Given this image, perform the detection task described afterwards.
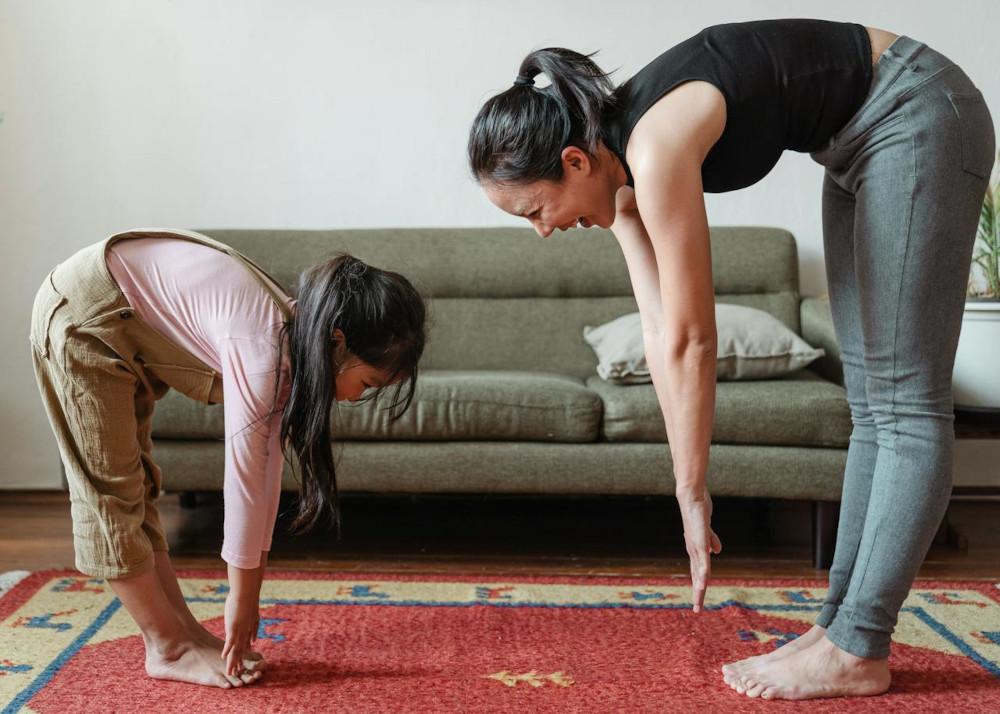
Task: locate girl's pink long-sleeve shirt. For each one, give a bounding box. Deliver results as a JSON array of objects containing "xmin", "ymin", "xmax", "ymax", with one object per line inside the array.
[{"xmin": 106, "ymin": 237, "xmax": 294, "ymax": 569}]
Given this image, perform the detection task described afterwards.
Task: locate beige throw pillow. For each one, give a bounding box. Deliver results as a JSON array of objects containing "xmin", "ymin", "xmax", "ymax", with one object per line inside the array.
[{"xmin": 583, "ymin": 305, "xmax": 825, "ymax": 383}]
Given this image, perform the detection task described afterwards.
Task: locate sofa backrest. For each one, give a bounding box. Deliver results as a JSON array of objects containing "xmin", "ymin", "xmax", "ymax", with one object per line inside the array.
[{"xmin": 204, "ymin": 227, "xmax": 800, "ymax": 380}]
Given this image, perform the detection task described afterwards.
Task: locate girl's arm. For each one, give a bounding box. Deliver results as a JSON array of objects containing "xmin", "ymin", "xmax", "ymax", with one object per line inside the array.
[
  {"xmin": 217, "ymin": 337, "xmax": 284, "ymax": 672},
  {"xmin": 222, "ymin": 551, "xmax": 269, "ymax": 675}
]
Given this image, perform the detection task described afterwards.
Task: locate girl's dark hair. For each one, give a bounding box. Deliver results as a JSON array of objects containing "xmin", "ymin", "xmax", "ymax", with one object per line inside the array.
[
  {"xmin": 468, "ymin": 48, "xmax": 616, "ymax": 185},
  {"xmin": 278, "ymin": 254, "xmax": 425, "ymax": 534}
]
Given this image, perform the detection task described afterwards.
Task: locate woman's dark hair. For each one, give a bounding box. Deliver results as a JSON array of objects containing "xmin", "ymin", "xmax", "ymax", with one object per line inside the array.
[
  {"xmin": 278, "ymin": 254, "xmax": 426, "ymax": 534},
  {"xmin": 468, "ymin": 48, "xmax": 616, "ymax": 185}
]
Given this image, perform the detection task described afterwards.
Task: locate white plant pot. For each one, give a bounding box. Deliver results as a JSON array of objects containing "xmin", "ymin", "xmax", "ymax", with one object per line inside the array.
[{"xmin": 953, "ymin": 301, "xmax": 1000, "ymax": 410}]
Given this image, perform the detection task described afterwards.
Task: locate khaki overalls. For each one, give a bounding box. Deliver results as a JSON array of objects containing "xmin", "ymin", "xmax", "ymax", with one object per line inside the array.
[{"xmin": 30, "ymin": 229, "xmax": 292, "ymax": 579}]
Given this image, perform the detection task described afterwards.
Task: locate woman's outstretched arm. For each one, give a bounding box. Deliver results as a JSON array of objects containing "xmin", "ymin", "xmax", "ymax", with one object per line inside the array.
[
  {"xmin": 611, "ymin": 193, "xmax": 721, "ymax": 612},
  {"xmin": 618, "ymin": 80, "xmax": 727, "ymax": 610}
]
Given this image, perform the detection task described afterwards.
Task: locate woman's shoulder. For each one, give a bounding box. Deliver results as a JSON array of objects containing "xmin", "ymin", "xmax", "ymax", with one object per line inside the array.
[{"xmin": 627, "ymin": 81, "xmax": 726, "ymax": 169}]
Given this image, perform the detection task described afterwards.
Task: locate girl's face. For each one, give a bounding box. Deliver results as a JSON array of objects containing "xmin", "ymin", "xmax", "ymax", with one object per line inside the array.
[
  {"xmin": 335, "ymin": 356, "xmax": 396, "ymax": 403},
  {"xmin": 483, "ymin": 146, "xmax": 619, "ymax": 238},
  {"xmin": 331, "ymin": 329, "xmax": 398, "ymax": 403}
]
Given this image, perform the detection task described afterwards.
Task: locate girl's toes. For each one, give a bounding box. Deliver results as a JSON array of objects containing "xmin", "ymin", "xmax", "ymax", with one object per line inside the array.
[{"xmin": 247, "ymin": 657, "xmax": 268, "ymax": 672}]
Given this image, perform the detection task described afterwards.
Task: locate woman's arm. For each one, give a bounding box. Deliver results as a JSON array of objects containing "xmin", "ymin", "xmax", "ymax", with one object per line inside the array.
[
  {"xmin": 610, "ymin": 204, "xmax": 682, "ymax": 450},
  {"xmin": 611, "ymin": 197, "xmax": 721, "ymax": 612},
  {"xmin": 615, "ymin": 81, "xmax": 726, "ymax": 611}
]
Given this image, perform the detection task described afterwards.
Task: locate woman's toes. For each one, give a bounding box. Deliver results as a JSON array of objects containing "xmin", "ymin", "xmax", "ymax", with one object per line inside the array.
[{"xmin": 744, "ymin": 680, "xmax": 765, "ymax": 698}]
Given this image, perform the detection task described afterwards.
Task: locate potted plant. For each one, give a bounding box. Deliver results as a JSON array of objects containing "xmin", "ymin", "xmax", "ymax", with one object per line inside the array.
[{"xmin": 953, "ymin": 151, "xmax": 1000, "ymax": 411}]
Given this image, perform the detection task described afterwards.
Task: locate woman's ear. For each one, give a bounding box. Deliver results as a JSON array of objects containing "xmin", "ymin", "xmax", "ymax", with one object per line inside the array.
[{"xmin": 561, "ymin": 145, "xmax": 591, "ymax": 174}]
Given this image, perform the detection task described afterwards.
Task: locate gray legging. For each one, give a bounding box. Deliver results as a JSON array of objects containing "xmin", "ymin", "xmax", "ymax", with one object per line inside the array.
[{"xmin": 810, "ymin": 35, "xmax": 995, "ymax": 659}]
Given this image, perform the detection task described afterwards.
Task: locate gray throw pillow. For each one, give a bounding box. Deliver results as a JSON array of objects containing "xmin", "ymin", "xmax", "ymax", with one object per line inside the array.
[{"xmin": 583, "ymin": 305, "xmax": 826, "ymax": 383}]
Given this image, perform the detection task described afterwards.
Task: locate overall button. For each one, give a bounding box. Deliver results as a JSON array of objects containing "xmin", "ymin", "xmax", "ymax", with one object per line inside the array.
[{"xmin": 119, "ymin": 310, "xmax": 132, "ymax": 319}]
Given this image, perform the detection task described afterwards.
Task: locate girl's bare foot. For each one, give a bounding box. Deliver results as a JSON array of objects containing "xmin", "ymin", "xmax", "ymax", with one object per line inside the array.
[
  {"xmin": 188, "ymin": 622, "xmax": 268, "ymax": 671},
  {"xmin": 145, "ymin": 637, "xmax": 264, "ymax": 689},
  {"xmin": 722, "ymin": 624, "xmax": 825, "ymax": 690},
  {"xmin": 738, "ymin": 635, "xmax": 890, "ymax": 700}
]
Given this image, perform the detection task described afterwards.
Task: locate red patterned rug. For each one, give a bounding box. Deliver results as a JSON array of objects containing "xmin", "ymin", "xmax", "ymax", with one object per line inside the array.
[{"xmin": 1, "ymin": 570, "xmax": 998, "ymax": 713}]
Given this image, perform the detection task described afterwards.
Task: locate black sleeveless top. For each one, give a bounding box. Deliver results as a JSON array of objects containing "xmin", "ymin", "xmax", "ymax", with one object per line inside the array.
[{"xmin": 603, "ymin": 19, "xmax": 873, "ymax": 193}]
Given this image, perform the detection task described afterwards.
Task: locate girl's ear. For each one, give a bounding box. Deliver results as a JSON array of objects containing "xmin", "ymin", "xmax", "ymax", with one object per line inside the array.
[{"xmin": 331, "ymin": 328, "xmax": 350, "ymax": 366}]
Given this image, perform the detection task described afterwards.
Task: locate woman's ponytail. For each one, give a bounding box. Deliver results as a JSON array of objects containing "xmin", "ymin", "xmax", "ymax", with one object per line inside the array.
[{"xmin": 469, "ymin": 48, "xmax": 615, "ymax": 185}]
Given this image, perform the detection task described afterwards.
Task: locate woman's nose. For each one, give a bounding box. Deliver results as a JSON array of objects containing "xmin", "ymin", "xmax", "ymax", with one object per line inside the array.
[{"xmin": 534, "ymin": 222, "xmax": 553, "ymax": 238}]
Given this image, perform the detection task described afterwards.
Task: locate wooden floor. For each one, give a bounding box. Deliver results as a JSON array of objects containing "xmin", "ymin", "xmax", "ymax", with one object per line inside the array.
[{"xmin": 1, "ymin": 490, "xmax": 998, "ymax": 580}]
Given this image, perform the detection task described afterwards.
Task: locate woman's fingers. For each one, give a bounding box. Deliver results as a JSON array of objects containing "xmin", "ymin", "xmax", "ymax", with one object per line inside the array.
[
  {"xmin": 690, "ymin": 548, "xmax": 710, "ymax": 612},
  {"xmin": 677, "ymin": 492, "xmax": 718, "ymax": 613}
]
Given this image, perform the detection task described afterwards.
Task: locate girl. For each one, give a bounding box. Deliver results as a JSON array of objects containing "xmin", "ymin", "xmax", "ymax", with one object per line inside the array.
[
  {"xmin": 30, "ymin": 228, "xmax": 426, "ymax": 689},
  {"xmin": 468, "ymin": 20, "xmax": 993, "ymax": 700}
]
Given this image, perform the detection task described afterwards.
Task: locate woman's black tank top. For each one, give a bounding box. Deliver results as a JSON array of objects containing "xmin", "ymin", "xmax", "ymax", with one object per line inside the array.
[{"xmin": 603, "ymin": 19, "xmax": 873, "ymax": 193}]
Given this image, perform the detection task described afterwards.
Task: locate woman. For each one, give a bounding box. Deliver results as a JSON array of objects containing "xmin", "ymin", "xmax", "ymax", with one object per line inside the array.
[
  {"xmin": 468, "ymin": 20, "xmax": 994, "ymax": 700},
  {"xmin": 30, "ymin": 228, "xmax": 426, "ymax": 689}
]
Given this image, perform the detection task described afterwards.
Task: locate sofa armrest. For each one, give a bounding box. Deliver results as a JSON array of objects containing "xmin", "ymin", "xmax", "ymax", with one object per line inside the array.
[{"xmin": 801, "ymin": 296, "xmax": 844, "ymax": 386}]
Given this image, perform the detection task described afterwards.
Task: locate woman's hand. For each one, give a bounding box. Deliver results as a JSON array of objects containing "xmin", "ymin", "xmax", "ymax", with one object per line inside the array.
[{"xmin": 677, "ymin": 487, "xmax": 722, "ymax": 612}]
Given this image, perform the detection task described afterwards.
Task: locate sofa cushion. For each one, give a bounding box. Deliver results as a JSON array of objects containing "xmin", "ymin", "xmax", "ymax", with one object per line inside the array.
[
  {"xmin": 152, "ymin": 370, "xmax": 603, "ymax": 444},
  {"xmin": 586, "ymin": 370, "xmax": 851, "ymax": 447},
  {"xmin": 337, "ymin": 371, "xmax": 602, "ymax": 442},
  {"xmin": 582, "ymin": 306, "xmax": 824, "ymax": 383}
]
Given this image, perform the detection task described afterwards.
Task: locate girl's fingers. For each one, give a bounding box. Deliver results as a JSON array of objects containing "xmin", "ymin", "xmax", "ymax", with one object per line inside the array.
[{"xmin": 227, "ymin": 649, "xmax": 241, "ymax": 676}]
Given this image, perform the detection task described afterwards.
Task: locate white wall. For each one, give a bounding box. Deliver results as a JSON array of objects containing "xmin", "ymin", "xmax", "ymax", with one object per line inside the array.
[{"xmin": 2, "ymin": 0, "xmax": 998, "ymax": 488}]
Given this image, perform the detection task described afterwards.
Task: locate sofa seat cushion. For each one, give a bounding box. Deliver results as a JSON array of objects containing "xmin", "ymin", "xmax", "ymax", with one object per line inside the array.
[
  {"xmin": 152, "ymin": 370, "xmax": 603, "ymax": 444},
  {"xmin": 586, "ymin": 370, "xmax": 851, "ymax": 447}
]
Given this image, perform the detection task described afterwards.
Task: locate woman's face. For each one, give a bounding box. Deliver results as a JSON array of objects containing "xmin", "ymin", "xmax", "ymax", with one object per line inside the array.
[{"xmin": 484, "ymin": 146, "xmax": 618, "ymax": 238}]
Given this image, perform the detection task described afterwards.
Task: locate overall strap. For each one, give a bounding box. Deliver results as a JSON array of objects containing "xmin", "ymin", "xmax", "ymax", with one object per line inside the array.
[{"xmin": 106, "ymin": 228, "xmax": 294, "ymax": 321}]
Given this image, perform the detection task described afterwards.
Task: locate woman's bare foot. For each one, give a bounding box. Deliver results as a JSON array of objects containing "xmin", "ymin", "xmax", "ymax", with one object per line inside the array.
[
  {"xmin": 722, "ymin": 624, "xmax": 825, "ymax": 690},
  {"xmin": 738, "ymin": 635, "xmax": 890, "ymax": 700},
  {"xmin": 188, "ymin": 621, "xmax": 268, "ymax": 671},
  {"xmin": 145, "ymin": 636, "xmax": 264, "ymax": 689}
]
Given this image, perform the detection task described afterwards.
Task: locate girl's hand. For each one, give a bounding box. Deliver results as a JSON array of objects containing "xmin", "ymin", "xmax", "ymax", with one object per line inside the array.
[
  {"xmin": 677, "ymin": 487, "xmax": 722, "ymax": 613},
  {"xmin": 223, "ymin": 591, "xmax": 258, "ymax": 677}
]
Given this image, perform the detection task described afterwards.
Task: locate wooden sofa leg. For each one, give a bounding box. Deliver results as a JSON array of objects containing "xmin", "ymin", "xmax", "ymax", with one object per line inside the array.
[
  {"xmin": 179, "ymin": 491, "xmax": 198, "ymax": 509},
  {"xmin": 811, "ymin": 500, "xmax": 840, "ymax": 570}
]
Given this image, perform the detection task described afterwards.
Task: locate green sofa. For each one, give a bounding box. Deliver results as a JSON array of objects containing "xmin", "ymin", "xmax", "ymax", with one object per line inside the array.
[{"xmin": 150, "ymin": 227, "xmax": 850, "ymax": 567}]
